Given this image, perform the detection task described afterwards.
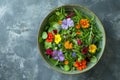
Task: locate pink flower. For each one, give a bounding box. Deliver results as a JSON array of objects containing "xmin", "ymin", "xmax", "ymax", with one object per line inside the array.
[
  {"xmin": 81, "ymin": 47, "xmax": 88, "ymax": 54},
  {"xmin": 77, "ymin": 39, "xmax": 82, "ymax": 45},
  {"xmin": 46, "ymin": 48, "xmax": 53, "ymax": 56}
]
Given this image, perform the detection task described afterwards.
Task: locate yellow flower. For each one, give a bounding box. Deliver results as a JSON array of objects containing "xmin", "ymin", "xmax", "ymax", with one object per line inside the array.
[
  {"xmin": 89, "ymin": 44, "xmax": 97, "ymax": 53},
  {"xmin": 80, "ymin": 19, "xmax": 90, "ymax": 28},
  {"xmin": 54, "ymin": 34, "xmax": 61, "ymax": 44}
]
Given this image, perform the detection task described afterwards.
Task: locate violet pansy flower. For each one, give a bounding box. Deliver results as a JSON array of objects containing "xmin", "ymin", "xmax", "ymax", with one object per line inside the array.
[
  {"xmin": 52, "ymin": 50, "xmax": 64, "ymax": 61},
  {"xmin": 61, "ymin": 18, "xmax": 74, "ymax": 30},
  {"xmin": 72, "ymin": 52, "xmax": 76, "ymax": 57}
]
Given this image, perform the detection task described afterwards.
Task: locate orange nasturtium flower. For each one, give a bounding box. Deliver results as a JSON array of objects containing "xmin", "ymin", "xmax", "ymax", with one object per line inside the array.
[
  {"xmin": 80, "ymin": 19, "xmax": 90, "ymax": 28},
  {"xmin": 58, "ymin": 20, "xmax": 62, "ymax": 24},
  {"xmin": 76, "ymin": 31, "xmax": 81, "ymax": 35},
  {"xmin": 64, "ymin": 41, "xmax": 73, "ymax": 49},
  {"xmin": 75, "ymin": 23, "xmax": 80, "ymax": 29},
  {"xmin": 46, "ymin": 32, "xmax": 54, "ymax": 42},
  {"xmin": 64, "ymin": 60, "xmax": 69, "ymax": 65},
  {"xmin": 73, "ymin": 60, "xmax": 87, "ymax": 71}
]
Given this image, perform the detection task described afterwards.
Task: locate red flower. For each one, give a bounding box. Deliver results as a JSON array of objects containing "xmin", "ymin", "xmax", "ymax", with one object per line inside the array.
[
  {"xmin": 46, "ymin": 48, "xmax": 53, "ymax": 56},
  {"xmin": 73, "ymin": 60, "xmax": 87, "ymax": 71},
  {"xmin": 46, "ymin": 32, "xmax": 54, "ymax": 42},
  {"xmin": 53, "ymin": 30, "xmax": 57, "ymax": 34},
  {"xmin": 81, "ymin": 47, "xmax": 88, "ymax": 54}
]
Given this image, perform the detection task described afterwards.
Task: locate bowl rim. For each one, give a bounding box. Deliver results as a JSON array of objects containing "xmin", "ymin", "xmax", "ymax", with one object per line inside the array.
[{"xmin": 37, "ymin": 4, "xmax": 106, "ymax": 74}]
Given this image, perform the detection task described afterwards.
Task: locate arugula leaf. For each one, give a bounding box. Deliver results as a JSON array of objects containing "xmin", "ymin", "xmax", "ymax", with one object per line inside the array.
[
  {"xmin": 50, "ymin": 22, "xmax": 60, "ymax": 29},
  {"xmin": 50, "ymin": 58, "xmax": 59, "ymax": 66},
  {"xmin": 73, "ymin": 8, "xmax": 82, "ymax": 19}
]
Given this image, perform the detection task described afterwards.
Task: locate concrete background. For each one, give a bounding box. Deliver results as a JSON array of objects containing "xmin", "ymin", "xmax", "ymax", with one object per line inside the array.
[{"xmin": 0, "ymin": 0, "xmax": 120, "ymax": 80}]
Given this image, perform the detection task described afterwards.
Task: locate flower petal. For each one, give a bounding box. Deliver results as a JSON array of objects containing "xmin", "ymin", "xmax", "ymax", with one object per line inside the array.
[
  {"xmin": 67, "ymin": 18, "xmax": 74, "ymax": 27},
  {"xmin": 53, "ymin": 56, "xmax": 59, "ymax": 60},
  {"xmin": 59, "ymin": 55, "xmax": 64, "ymax": 61},
  {"xmin": 61, "ymin": 24, "xmax": 68, "ymax": 29}
]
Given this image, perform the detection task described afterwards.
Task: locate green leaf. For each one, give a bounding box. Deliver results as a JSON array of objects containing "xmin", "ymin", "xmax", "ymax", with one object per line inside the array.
[
  {"xmin": 56, "ymin": 11, "xmax": 60, "ymax": 16},
  {"xmin": 45, "ymin": 26, "xmax": 49, "ymax": 31},
  {"xmin": 49, "ymin": 15, "xmax": 58, "ymax": 23},
  {"xmin": 51, "ymin": 22, "xmax": 60, "ymax": 29},
  {"xmin": 77, "ymin": 55, "xmax": 83, "ymax": 61},
  {"xmin": 64, "ymin": 65, "xmax": 70, "ymax": 71},
  {"xmin": 90, "ymin": 56, "xmax": 97, "ymax": 63},
  {"xmin": 44, "ymin": 42, "xmax": 52, "ymax": 49},
  {"xmin": 65, "ymin": 53, "xmax": 69, "ymax": 59},
  {"xmin": 91, "ymin": 15, "xmax": 94, "ymax": 21},
  {"xmin": 71, "ymin": 32, "xmax": 76, "ymax": 37},
  {"xmin": 50, "ymin": 58, "xmax": 58, "ymax": 65},
  {"xmin": 53, "ymin": 23, "xmax": 59, "ymax": 28},
  {"xmin": 42, "ymin": 32, "xmax": 47, "ymax": 39},
  {"xmin": 38, "ymin": 37, "xmax": 43, "ymax": 43},
  {"xmin": 88, "ymin": 26, "xmax": 93, "ymax": 45},
  {"xmin": 73, "ymin": 8, "xmax": 82, "ymax": 19},
  {"xmin": 73, "ymin": 39, "xmax": 77, "ymax": 44},
  {"xmin": 48, "ymin": 27, "xmax": 54, "ymax": 32},
  {"xmin": 59, "ymin": 14, "xmax": 65, "ymax": 20},
  {"xmin": 60, "ymin": 7, "xmax": 65, "ymax": 15},
  {"xmin": 96, "ymin": 48, "xmax": 101, "ymax": 53}
]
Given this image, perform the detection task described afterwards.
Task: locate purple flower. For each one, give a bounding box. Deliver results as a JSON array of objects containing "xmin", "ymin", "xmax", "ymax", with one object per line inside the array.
[
  {"xmin": 52, "ymin": 50, "xmax": 64, "ymax": 61},
  {"xmin": 72, "ymin": 52, "xmax": 76, "ymax": 57},
  {"xmin": 61, "ymin": 18, "xmax": 74, "ymax": 30}
]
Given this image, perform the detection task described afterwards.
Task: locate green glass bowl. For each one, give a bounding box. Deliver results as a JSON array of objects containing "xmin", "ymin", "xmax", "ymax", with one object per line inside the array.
[{"xmin": 38, "ymin": 4, "xmax": 106, "ymax": 74}]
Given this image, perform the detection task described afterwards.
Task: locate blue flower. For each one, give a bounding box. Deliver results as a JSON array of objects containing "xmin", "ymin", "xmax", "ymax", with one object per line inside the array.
[
  {"xmin": 72, "ymin": 52, "xmax": 76, "ymax": 57},
  {"xmin": 52, "ymin": 50, "xmax": 65, "ymax": 61},
  {"xmin": 61, "ymin": 18, "xmax": 74, "ymax": 29}
]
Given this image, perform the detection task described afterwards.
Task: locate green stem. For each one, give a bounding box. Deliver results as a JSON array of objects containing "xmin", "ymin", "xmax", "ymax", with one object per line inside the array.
[
  {"xmin": 88, "ymin": 25, "xmax": 93, "ymax": 45},
  {"xmin": 54, "ymin": 60, "xmax": 59, "ymax": 66}
]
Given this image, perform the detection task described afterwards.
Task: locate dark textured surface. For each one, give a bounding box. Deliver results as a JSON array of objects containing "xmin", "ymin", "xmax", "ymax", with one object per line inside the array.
[{"xmin": 0, "ymin": 0, "xmax": 120, "ymax": 80}]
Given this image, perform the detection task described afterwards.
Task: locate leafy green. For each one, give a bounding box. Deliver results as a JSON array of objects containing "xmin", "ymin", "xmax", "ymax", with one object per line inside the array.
[
  {"xmin": 90, "ymin": 56, "xmax": 97, "ymax": 63},
  {"xmin": 44, "ymin": 42, "xmax": 52, "ymax": 49},
  {"xmin": 52, "ymin": 22, "xmax": 60, "ymax": 29},
  {"xmin": 50, "ymin": 58, "xmax": 59, "ymax": 65},
  {"xmin": 73, "ymin": 8, "xmax": 82, "ymax": 19},
  {"xmin": 64, "ymin": 65, "xmax": 70, "ymax": 71},
  {"xmin": 48, "ymin": 27, "xmax": 55, "ymax": 32},
  {"xmin": 38, "ymin": 37, "xmax": 43, "ymax": 43},
  {"xmin": 42, "ymin": 32, "xmax": 47, "ymax": 39}
]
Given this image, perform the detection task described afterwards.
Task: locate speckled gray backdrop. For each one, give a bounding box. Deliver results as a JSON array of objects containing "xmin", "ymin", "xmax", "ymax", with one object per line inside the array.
[{"xmin": 0, "ymin": 0, "xmax": 120, "ymax": 80}]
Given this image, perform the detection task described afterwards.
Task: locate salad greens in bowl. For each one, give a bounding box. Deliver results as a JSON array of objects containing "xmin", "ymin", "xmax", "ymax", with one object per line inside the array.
[{"xmin": 38, "ymin": 5, "xmax": 106, "ymax": 74}]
